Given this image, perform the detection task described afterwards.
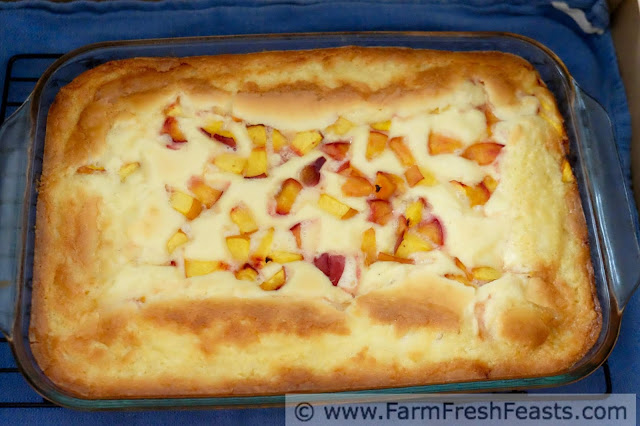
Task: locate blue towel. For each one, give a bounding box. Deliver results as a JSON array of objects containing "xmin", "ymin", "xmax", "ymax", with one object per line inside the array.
[{"xmin": 0, "ymin": 1, "xmax": 637, "ymax": 424}]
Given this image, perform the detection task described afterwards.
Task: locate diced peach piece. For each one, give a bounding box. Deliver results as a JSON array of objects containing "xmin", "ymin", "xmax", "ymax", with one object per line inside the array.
[
  {"xmin": 226, "ymin": 235, "xmax": 251, "ymax": 262},
  {"xmin": 163, "ymin": 98, "xmax": 182, "ymax": 117},
  {"xmin": 405, "ymin": 199, "xmax": 426, "ymax": 227},
  {"xmin": 404, "ymin": 165, "xmax": 424, "ymax": 187},
  {"xmin": 366, "ymin": 131, "xmax": 387, "ymax": 160},
  {"xmin": 472, "ymin": 266, "xmax": 501, "ymax": 282},
  {"xmin": 367, "ymin": 199, "xmax": 393, "ymax": 226},
  {"xmin": 374, "ymin": 172, "xmax": 397, "ymax": 200},
  {"xmin": 395, "ymin": 232, "xmax": 432, "ymax": 258},
  {"xmin": 336, "ymin": 161, "xmax": 366, "ymax": 178},
  {"xmin": 247, "ymin": 125, "xmax": 267, "ymax": 147},
  {"xmin": 450, "ymin": 180, "xmax": 490, "ymax": 207},
  {"xmin": 201, "ymin": 120, "xmax": 224, "ymax": 135},
  {"xmin": 428, "ymin": 132, "xmax": 462, "ymax": 155},
  {"xmin": 270, "ymin": 251, "xmax": 303, "ymax": 263},
  {"xmin": 260, "ymin": 267, "xmax": 286, "ymax": 291},
  {"xmin": 417, "ymin": 167, "xmax": 438, "ymax": 186},
  {"xmin": 389, "ymin": 137, "xmax": 415, "ymax": 166},
  {"xmin": 361, "ymin": 228, "xmax": 377, "ymax": 266},
  {"xmin": 318, "ymin": 194, "xmax": 358, "ymax": 220},
  {"xmin": 188, "ymin": 178, "xmax": 223, "ymax": 209},
  {"xmin": 235, "ymin": 264, "xmax": 258, "ymax": 281},
  {"xmin": 289, "ymin": 223, "xmax": 302, "ymax": 249},
  {"xmin": 275, "ymin": 178, "xmax": 303, "ymax": 215},
  {"xmin": 561, "ymin": 160, "xmax": 574, "ymax": 183},
  {"xmin": 325, "ymin": 117, "xmax": 354, "ymax": 135},
  {"xmin": 271, "ymin": 129, "xmax": 288, "ymax": 152},
  {"xmin": 214, "ymin": 154, "xmax": 246, "ymax": 174},
  {"xmin": 377, "ymin": 252, "xmax": 414, "ymax": 265},
  {"xmin": 299, "ymin": 156, "xmax": 326, "ymax": 187},
  {"xmin": 166, "ymin": 230, "xmax": 188, "ymax": 254},
  {"xmin": 371, "ymin": 120, "xmax": 391, "ymax": 131},
  {"xmin": 231, "ymin": 116, "xmax": 243, "ymax": 123},
  {"xmin": 119, "ymin": 162, "xmax": 140, "ymax": 182},
  {"xmin": 320, "ymin": 142, "xmax": 350, "ymax": 161},
  {"xmin": 162, "ymin": 116, "xmax": 187, "ymax": 143},
  {"xmin": 416, "ymin": 218, "xmax": 444, "ymax": 246},
  {"xmin": 230, "ymin": 203, "xmax": 258, "ymax": 233},
  {"xmin": 341, "ymin": 176, "xmax": 374, "ymax": 197},
  {"xmin": 461, "ymin": 142, "xmax": 504, "ymax": 166},
  {"xmin": 291, "ymin": 130, "xmax": 323, "ymax": 155},
  {"xmin": 200, "ymin": 120, "xmax": 236, "ymax": 149},
  {"xmin": 313, "ymin": 253, "xmax": 346, "ymax": 286},
  {"xmin": 244, "ymin": 147, "xmax": 268, "ymax": 178},
  {"xmin": 184, "ymin": 259, "xmax": 228, "ymax": 278},
  {"xmin": 252, "ymin": 228, "xmax": 274, "ymax": 264},
  {"xmin": 482, "ymin": 175, "xmax": 498, "ymax": 193},
  {"xmin": 170, "ymin": 191, "xmax": 203, "ymax": 220},
  {"xmin": 77, "ymin": 165, "xmax": 105, "ymax": 174}
]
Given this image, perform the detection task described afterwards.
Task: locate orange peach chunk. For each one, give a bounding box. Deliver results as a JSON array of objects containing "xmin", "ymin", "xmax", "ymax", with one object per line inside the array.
[
  {"xmin": 320, "ymin": 142, "xmax": 350, "ymax": 161},
  {"xmin": 291, "ymin": 130, "xmax": 323, "ymax": 155},
  {"xmin": 461, "ymin": 142, "xmax": 504, "ymax": 166},
  {"xmin": 377, "ymin": 252, "xmax": 414, "ymax": 265},
  {"xmin": 428, "ymin": 132, "xmax": 462, "ymax": 155},
  {"xmin": 226, "ymin": 235, "xmax": 251, "ymax": 262},
  {"xmin": 275, "ymin": 178, "xmax": 303, "ymax": 215},
  {"xmin": 341, "ymin": 176, "xmax": 374, "ymax": 197},
  {"xmin": 367, "ymin": 199, "xmax": 393, "ymax": 226},
  {"xmin": 184, "ymin": 259, "xmax": 228, "ymax": 278},
  {"xmin": 119, "ymin": 162, "xmax": 140, "ymax": 182},
  {"xmin": 389, "ymin": 136, "xmax": 415, "ymax": 166},
  {"xmin": 247, "ymin": 125, "xmax": 267, "ymax": 147},
  {"xmin": 230, "ymin": 204, "xmax": 258, "ymax": 234},
  {"xmin": 362, "ymin": 227, "xmax": 377, "ymax": 266},
  {"xmin": 269, "ymin": 251, "xmax": 303, "ymax": 263},
  {"xmin": 244, "ymin": 147, "xmax": 268, "ymax": 178},
  {"xmin": 395, "ymin": 232, "xmax": 432, "ymax": 259},
  {"xmin": 170, "ymin": 191, "xmax": 203, "ymax": 220},
  {"xmin": 325, "ymin": 117, "xmax": 354, "ymax": 135},
  {"xmin": 252, "ymin": 228, "xmax": 274, "ymax": 264},
  {"xmin": 188, "ymin": 179, "xmax": 223, "ymax": 209},
  {"xmin": 290, "ymin": 223, "xmax": 303, "ymax": 249},
  {"xmin": 235, "ymin": 264, "xmax": 258, "ymax": 281},
  {"xmin": 374, "ymin": 172, "xmax": 397, "ymax": 200},
  {"xmin": 271, "ymin": 129, "xmax": 288, "ymax": 152},
  {"xmin": 214, "ymin": 154, "xmax": 246, "ymax": 174},
  {"xmin": 318, "ymin": 194, "xmax": 358, "ymax": 220},
  {"xmin": 260, "ymin": 267, "xmax": 286, "ymax": 291},
  {"xmin": 166, "ymin": 230, "xmax": 188, "ymax": 254},
  {"xmin": 366, "ymin": 131, "xmax": 387, "ymax": 160}
]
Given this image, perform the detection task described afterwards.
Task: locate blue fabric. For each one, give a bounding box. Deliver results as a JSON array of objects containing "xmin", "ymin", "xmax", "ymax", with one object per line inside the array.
[{"xmin": 0, "ymin": 0, "xmax": 637, "ymax": 424}]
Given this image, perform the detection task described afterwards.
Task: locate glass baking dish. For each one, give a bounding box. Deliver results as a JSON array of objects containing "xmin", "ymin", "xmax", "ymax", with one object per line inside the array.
[{"xmin": 0, "ymin": 32, "xmax": 638, "ymax": 410}]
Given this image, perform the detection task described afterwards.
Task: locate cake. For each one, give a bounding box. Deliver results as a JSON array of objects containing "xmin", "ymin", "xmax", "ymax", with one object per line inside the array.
[{"xmin": 30, "ymin": 46, "xmax": 601, "ymax": 398}]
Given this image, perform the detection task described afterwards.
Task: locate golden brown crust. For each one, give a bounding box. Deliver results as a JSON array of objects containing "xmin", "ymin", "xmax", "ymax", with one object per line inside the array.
[{"xmin": 31, "ymin": 46, "xmax": 600, "ymax": 398}]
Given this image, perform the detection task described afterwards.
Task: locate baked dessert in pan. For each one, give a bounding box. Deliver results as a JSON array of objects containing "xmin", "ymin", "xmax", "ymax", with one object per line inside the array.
[{"xmin": 30, "ymin": 46, "xmax": 601, "ymax": 397}]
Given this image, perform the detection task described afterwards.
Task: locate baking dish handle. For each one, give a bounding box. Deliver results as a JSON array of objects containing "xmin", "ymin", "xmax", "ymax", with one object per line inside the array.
[
  {"xmin": 574, "ymin": 85, "xmax": 640, "ymax": 310},
  {"xmin": 0, "ymin": 100, "xmax": 32, "ymax": 338}
]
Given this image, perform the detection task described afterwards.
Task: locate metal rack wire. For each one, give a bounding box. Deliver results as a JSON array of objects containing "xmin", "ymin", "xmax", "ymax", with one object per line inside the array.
[{"xmin": 0, "ymin": 53, "xmax": 613, "ymax": 409}]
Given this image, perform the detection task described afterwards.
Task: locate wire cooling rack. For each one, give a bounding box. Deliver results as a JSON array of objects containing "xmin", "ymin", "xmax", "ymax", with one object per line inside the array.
[{"xmin": 0, "ymin": 53, "xmax": 613, "ymax": 409}]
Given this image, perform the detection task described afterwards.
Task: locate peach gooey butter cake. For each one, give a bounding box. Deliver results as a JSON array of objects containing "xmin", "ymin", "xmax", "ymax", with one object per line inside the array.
[{"xmin": 30, "ymin": 47, "xmax": 601, "ymax": 397}]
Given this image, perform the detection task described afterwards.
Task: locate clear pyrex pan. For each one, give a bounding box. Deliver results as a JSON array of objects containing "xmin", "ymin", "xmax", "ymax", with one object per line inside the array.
[{"xmin": 0, "ymin": 32, "xmax": 638, "ymax": 409}]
